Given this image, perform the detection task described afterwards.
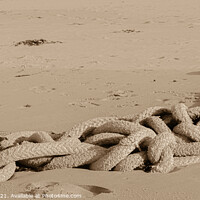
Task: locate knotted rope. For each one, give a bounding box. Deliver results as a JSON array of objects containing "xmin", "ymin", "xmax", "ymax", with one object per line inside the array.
[{"xmin": 0, "ymin": 103, "xmax": 200, "ymax": 182}]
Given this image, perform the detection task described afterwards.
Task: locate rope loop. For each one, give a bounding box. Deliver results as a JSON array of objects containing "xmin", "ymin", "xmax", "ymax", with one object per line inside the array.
[{"xmin": 1, "ymin": 103, "xmax": 200, "ymax": 182}]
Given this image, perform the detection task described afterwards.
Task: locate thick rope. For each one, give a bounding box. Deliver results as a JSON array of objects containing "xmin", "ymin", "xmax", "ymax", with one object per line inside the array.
[
  {"xmin": 0, "ymin": 131, "xmax": 58, "ymax": 150},
  {"xmin": 173, "ymin": 156, "xmax": 200, "ymax": 168},
  {"xmin": 151, "ymin": 146, "xmax": 174, "ymax": 173},
  {"xmin": 114, "ymin": 151, "xmax": 148, "ymax": 171},
  {"xmin": 0, "ymin": 139, "xmax": 81, "ymax": 167},
  {"xmin": 147, "ymin": 132, "xmax": 176, "ymax": 164},
  {"xmin": 84, "ymin": 132, "xmax": 125, "ymax": 146},
  {"xmin": 59, "ymin": 117, "xmax": 119, "ymax": 140},
  {"xmin": 173, "ymin": 123, "xmax": 200, "ymax": 142},
  {"xmin": 143, "ymin": 116, "xmax": 172, "ymax": 134},
  {"xmin": 0, "ymin": 162, "xmax": 16, "ymax": 182},
  {"xmin": 0, "ymin": 103, "xmax": 200, "ymax": 182},
  {"xmin": 90, "ymin": 128, "xmax": 156, "ymax": 171},
  {"xmin": 17, "ymin": 132, "xmax": 56, "ymax": 168},
  {"xmin": 92, "ymin": 120, "xmax": 141, "ymax": 135},
  {"xmin": 43, "ymin": 143, "xmax": 107, "ymax": 170},
  {"xmin": 171, "ymin": 103, "xmax": 193, "ymax": 124}
]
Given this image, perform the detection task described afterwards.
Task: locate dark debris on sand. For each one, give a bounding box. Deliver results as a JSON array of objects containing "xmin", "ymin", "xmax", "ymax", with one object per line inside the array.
[{"xmin": 15, "ymin": 39, "xmax": 62, "ymax": 46}]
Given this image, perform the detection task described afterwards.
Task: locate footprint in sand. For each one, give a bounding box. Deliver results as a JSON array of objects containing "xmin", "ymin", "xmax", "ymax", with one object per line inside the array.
[
  {"xmin": 30, "ymin": 86, "xmax": 56, "ymax": 94},
  {"xmin": 187, "ymin": 71, "xmax": 200, "ymax": 75},
  {"xmin": 105, "ymin": 81, "xmax": 115, "ymax": 86},
  {"xmin": 155, "ymin": 91, "xmax": 199, "ymax": 106},
  {"xmin": 68, "ymin": 99, "xmax": 101, "ymax": 108},
  {"xmin": 106, "ymin": 90, "xmax": 136, "ymax": 101},
  {"xmin": 21, "ymin": 181, "xmax": 112, "ymax": 198},
  {"xmin": 79, "ymin": 185, "xmax": 112, "ymax": 196}
]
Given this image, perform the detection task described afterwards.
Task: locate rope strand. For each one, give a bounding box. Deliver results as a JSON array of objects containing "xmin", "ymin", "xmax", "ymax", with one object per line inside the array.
[{"xmin": 1, "ymin": 103, "xmax": 200, "ymax": 182}]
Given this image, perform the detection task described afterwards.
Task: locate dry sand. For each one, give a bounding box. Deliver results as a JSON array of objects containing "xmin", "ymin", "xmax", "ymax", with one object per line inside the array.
[{"xmin": 0, "ymin": 0, "xmax": 200, "ymax": 199}]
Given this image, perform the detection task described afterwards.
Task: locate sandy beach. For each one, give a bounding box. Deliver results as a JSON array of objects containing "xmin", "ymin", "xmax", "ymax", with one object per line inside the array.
[{"xmin": 0, "ymin": 0, "xmax": 200, "ymax": 199}]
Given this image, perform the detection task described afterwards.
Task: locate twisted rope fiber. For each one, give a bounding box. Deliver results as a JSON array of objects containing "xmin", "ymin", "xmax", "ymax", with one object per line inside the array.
[
  {"xmin": 0, "ymin": 138, "xmax": 81, "ymax": 167},
  {"xmin": 92, "ymin": 120, "xmax": 141, "ymax": 135},
  {"xmin": 172, "ymin": 142, "xmax": 200, "ymax": 156},
  {"xmin": 130, "ymin": 107, "xmax": 171, "ymax": 123},
  {"xmin": 143, "ymin": 116, "xmax": 172, "ymax": 134},
  {"xmin": 43, "ymin": 143, "xmax": 107, "ymax": 170},
  {"xmin": 18, "ymin": 132, "xmax": 56, "ymax": 168},
  {"xmin": 0, "ymin": 131, "xmax": 58, "ymax": 150},
  {"xmin": 114, "ymin": 151, "xmax": 148, "ymax": 172},
  {"xmin": 173, "ymin": 156, "xmax": 200, "ymax": 168},
  {"xmin": 84, "ymin": 132, "xmax": 125, "ymax": 146},
  {"xmin": 147, "ymin": 132, "xmax": 176, "ymax": 164},
  {"xmin": 143, "ymin": 116, "xmax": 191, "ymax": 144},
  {"xmin": 58, "ymin": 117, "xmax": 119, "ymax": 140},
  {"xmin": 1, "ymin": 103, "xmax": 200, "ymax": 182},
  {"xmin": 90, "ymin": 128, "xmax": 156, "ymax": 171},
  {"xmin": 173, "ymin": 123, "xmax": 200, "ymax": 142},
  {"xmin": 151, "ymin": 146, "xmax": 174, "ymax": 173},
  {"xmin": 0, "ymin": 162, "xmax": 16, "ymax": 182},
  {"xmin": 171, "ymin": 103, "xmax": 193, "ymax": 124}
]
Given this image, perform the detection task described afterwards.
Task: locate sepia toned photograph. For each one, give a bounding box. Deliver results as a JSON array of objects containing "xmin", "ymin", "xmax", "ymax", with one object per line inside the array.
[{"xmin": 0, "ymin": 0, "xmax": 200, "ymax": 199}]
